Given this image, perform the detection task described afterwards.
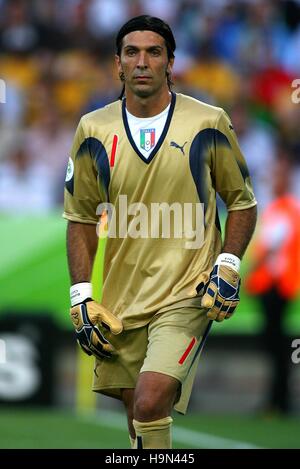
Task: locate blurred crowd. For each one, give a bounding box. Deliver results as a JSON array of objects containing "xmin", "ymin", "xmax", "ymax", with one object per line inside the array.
[{"xmin": 0, "ymin": 0, "xmax": 300, "ymax": 212}]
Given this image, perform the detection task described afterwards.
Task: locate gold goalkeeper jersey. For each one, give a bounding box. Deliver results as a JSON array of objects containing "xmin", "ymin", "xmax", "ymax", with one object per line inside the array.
[{"xmin": 63, "ymin": 92, "xmax": 256, "ymax": 329}]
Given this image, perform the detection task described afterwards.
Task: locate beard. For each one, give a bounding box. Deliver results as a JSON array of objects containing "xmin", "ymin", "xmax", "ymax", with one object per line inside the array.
[
  {"xmin": 121, "ymin": 65, "xmax": 170, "ymax": 98},
  {"xmin": 133, "ymin": 86, "xmax": 154, "ymax": 98},
  {"xmin": 126, "ymin": 78, "xmax": 164, "ymax": 99}
]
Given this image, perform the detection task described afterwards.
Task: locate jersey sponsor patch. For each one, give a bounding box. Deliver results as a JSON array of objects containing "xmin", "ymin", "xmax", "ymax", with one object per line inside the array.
[
  {"xmin": 65, "ymin": 157, "xmax": 74, "ymax": 182},
  {"xmin": 140, "ymin": 128, "xmax": 155, "ymax": 152},
  {"xmin": 170, "ymin": 140, "xmax": 187, "ymax": 155}
]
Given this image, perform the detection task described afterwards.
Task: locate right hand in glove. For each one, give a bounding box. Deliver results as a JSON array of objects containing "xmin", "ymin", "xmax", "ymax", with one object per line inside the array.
[
  {"xmin": 200, "ymin": 253, "xmax": 241, "ymax": 322},
  {"xmin": 70, "ymin": 283, "xmax": 123, "ymax": 359}
]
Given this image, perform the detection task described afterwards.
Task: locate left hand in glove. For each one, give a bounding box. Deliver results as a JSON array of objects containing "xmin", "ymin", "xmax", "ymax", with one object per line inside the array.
[
  {"xmin": 201, "ymin": 254, "xmax": 241, "ymax": 322},
  {"xmin": 69, "ymin": 282, "xmax": 123, "ymax": 359},
  {"xmin": 70, "ymin": 300, "xmax": 123, "ymax": 359}
]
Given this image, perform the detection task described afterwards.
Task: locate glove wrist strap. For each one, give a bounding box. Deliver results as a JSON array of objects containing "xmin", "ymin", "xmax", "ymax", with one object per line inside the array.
[
  {"xmin": 70, "ymin": 282, "xmax": 92, "ymax": 306},
  {"xmin": 216, "ymin": 253, "xmax": 240, "ymax": 273}
]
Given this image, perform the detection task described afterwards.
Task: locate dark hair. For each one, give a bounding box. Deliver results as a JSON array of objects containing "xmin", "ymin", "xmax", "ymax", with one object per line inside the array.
[
  {"xmin": 116, "ymin": 15, "xmax": 176, "ymax": 59},
  {"xmin": 116, "ymin": 15, "xmax": 176, "ymax": 98}
]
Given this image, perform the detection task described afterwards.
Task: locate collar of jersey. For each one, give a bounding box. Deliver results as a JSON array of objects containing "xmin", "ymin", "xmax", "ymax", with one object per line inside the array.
[{"xmin": 122, "ymin": 91, "xmax": 176, "ymax": 165}]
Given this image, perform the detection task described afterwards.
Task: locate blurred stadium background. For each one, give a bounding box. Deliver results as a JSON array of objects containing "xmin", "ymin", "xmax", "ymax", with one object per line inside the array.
[{"xmin": 0, "ymin": 0, "xmax": 300, "ymax": 449}]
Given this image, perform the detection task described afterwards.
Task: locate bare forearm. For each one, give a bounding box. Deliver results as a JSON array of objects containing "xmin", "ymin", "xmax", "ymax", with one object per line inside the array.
[
  {"xmin": 222, "ymin": 205, "xmax": 257, "ymax": 259},
  {"xmin": 66, "ymin": 221, "xmax": 99, "ymax": 285}
]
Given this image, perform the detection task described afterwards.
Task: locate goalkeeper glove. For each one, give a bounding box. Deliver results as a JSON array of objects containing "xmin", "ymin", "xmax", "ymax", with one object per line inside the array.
[
  {"xmin": 201, "ymin": 253, "xmax": 241, "ymax": 322},
  {"xmin": 70, "ymin": 282, "xmax": 123, "ymax": 359}
]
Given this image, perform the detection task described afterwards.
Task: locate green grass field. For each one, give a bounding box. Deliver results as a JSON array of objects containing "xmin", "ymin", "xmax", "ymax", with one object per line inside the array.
[
  {"xmin": 1, "ymin": 212, "xmax": 300, "ymax": 334},
  {"xmin": 0, "ymin": 408, "xmax": 299, "ymax": 449}
]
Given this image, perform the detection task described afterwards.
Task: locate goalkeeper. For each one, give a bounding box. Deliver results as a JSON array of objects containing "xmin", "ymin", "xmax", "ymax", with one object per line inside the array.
[{"xmin": 63, "ymin": 15, "xmax": 257, "ymax": 449}]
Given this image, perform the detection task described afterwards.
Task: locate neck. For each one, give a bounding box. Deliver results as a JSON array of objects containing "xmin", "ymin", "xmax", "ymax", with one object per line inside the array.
[{"xmin": 125, "ymin": 87, "xmax": 171, "ymax": 117}]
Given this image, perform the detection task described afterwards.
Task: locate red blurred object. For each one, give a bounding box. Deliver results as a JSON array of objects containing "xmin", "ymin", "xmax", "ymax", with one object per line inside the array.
[{"xmin": 251, "ymin": 66, "xmax": 293, "ymax": 109}]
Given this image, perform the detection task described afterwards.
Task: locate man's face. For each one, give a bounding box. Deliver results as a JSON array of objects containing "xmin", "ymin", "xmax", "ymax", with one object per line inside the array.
[{"xmin": 115, "ymin": 30, "xmax": 173, "ymax": 98}]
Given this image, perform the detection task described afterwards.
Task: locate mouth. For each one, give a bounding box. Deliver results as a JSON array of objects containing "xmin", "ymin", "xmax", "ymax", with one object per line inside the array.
[{"xmin": 134, "ymin": 76, "xmax": 152, "ymax": 81}]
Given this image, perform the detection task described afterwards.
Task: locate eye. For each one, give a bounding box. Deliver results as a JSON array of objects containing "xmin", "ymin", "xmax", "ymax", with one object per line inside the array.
[
  {"xmin": 126, "ymin": 49, "xmax": 136, "ymax": 56},
  {"xmin": 151, "ymin": 49, "xmax": 161, "ymax": 56}
]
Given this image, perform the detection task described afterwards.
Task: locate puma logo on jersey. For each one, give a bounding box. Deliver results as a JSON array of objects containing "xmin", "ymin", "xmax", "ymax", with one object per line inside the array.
[{"xmin": 170, "ymin": 141, "xmax": 187, "ymax": 155}]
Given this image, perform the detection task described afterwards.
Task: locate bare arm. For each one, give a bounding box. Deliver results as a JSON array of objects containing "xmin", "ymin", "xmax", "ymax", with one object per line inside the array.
[
  {"xmin": 222, "ymin": 205, "xmax": 257, "ymax": 259},
  {"xmin": 66, "ymin": 221, "xmax": 99, "ymax": 285}
]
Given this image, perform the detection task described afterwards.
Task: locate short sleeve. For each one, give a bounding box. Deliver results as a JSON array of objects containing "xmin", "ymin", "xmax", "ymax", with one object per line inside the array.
[
  {"xmin": 211, "ymin": 110, "xmax": 257, "ymax": 211},
  {"xmin": 63, "ymin": 119, "xmax": 102, "ymax": 224}
]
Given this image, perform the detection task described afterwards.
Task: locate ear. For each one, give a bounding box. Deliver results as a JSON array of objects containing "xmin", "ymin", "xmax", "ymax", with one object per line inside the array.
[
  {"xmin": 167, "ymin": 57, "xmax": 174, "ymax": 74},
  {"xmin": 115, "ymin": 54, "xmax": 122, "ymax": 74}
]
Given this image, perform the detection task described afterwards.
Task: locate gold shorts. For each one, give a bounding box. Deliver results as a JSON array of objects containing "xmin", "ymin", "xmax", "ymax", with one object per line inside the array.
[{"xmin": 92, "ymin": 304, "xmax": 212, "ymax": 414}]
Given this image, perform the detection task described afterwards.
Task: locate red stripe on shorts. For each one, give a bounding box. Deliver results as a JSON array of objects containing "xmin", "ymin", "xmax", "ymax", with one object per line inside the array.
[
  {"xmin": 110, "ymin": 134, "xmax": 118, "ymax": 167},
  {"xmin": 178, "ymin": 337, "xmax": 196, "ymax": 365}
]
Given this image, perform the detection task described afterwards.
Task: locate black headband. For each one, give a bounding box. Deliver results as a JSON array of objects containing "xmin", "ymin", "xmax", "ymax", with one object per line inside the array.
[{"xmin": 116, "ymin": 15, "xmax": 176, "ymax": 59}]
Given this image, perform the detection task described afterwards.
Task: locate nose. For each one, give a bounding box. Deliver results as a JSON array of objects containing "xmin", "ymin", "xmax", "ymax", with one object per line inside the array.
[{"xmin": 137, "ymin": 52, "xmax": 148, "ymax": 69}]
